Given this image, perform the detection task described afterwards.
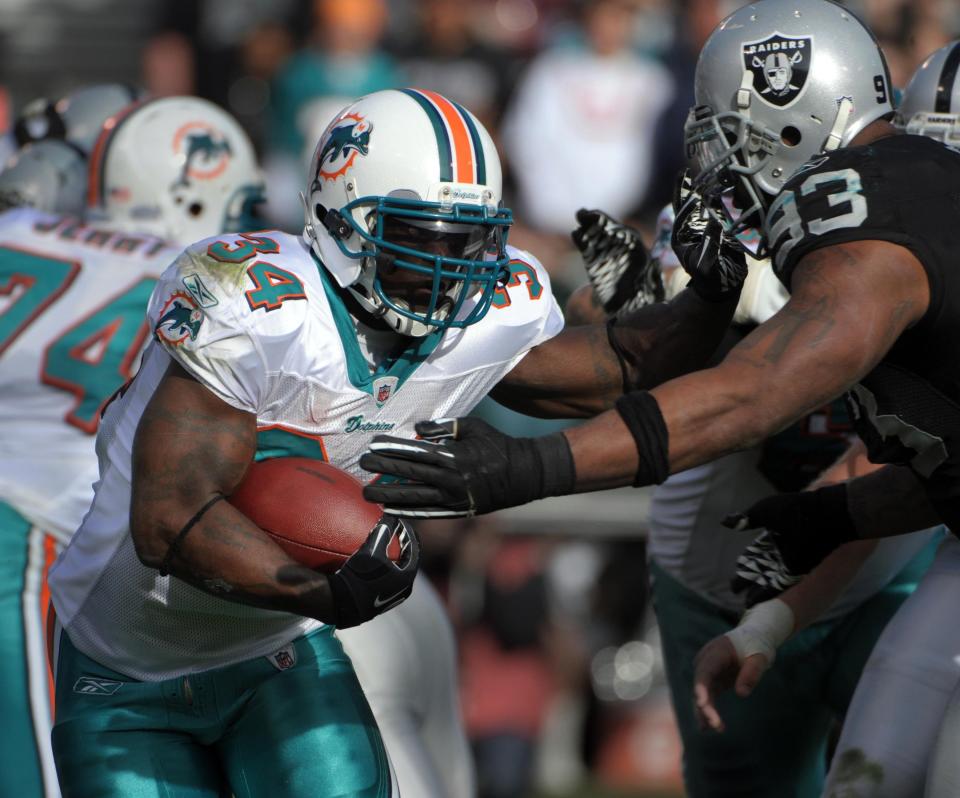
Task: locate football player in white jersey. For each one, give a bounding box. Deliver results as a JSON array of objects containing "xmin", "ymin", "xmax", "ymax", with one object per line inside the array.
[
  {"xmin": 0, "ymin": 93, "xmax": 262, "ymax": 798},
  {"xmin": 46, "ymin": 86, "xmax": 746, "ymax": 797}
]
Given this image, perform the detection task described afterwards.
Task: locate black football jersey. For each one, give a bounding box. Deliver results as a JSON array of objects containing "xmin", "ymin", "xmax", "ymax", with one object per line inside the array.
[{"xmin": 765, "ymin": 134, "xmax": 960, "ymax": 529}]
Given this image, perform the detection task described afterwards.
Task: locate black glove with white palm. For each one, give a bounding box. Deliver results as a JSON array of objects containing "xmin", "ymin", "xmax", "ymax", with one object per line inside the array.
[
  {"xmin": 671, "ymin": 170, "xmax": 749, "ymax": 303},
  {"xmin": 571, "ymin": 208, "xmax": 664, "ymax": 317},
  {"xmin": 724, "ymin": 484, "xmax": 858, "ymax": 607},
  {"xmin": 360, "ymin": 418, "xmax": 576, "ymax": 518},
  {"xmin": 327, "ymin": 514, "xmax": 421, "ymax": 628}
]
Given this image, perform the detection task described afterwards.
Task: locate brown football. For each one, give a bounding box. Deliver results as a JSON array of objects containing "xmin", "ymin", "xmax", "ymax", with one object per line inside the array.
[{"xmin": 229, "ymin": 458, "xmax": 396, "ymax": 572}]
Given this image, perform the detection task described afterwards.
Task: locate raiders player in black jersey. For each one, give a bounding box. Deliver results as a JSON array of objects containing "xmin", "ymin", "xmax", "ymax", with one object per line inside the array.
[{"xmin": 360, "ymin": 0, "xmax": 957, "ymax": 572}]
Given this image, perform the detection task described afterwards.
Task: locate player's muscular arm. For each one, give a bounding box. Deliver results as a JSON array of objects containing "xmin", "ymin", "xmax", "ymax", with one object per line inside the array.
[
  {"xmin": 130, "ymin": 360, "xmax": 336, "ymax": 623},
  {"xmin": 566, "ymin": 240, "xmax": 930, "ymax": 489},
  {"xmin": 490, "ymin": 288, "xmax": 736, "ymax": 418}
]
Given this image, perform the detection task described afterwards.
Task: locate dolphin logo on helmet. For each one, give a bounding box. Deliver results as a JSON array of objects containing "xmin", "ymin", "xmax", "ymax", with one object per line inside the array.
[{"xmin": 315, "ymin": 114, "xmax": 373, "ymax": 185}]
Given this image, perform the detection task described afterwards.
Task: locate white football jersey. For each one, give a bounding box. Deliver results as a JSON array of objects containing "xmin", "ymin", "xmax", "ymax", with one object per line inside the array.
[
  {"xmin": 50, "ymin": 230, "xmax": 563, "ymax": 680},
  {"xmin": 0, "ymin": 207, "xmax": 178, "ymax": 539}
]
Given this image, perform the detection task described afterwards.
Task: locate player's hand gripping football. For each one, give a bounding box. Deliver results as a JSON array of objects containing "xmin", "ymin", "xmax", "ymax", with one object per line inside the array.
[
  {"xmin": 360, "ymin": 418, "xmax": 575, "ymax": 518},
  {"xmin": 327, "ymin": 514, "xmax": 420, "ymax": 628},
  {"xmin": 671, "ymin": 169, "xmax": 749, "ymax": 303},
  {"xmin": 724, "ymin": 485, "xmax": 857, "ymax": 606},
  {"xmin": 571, "ymin": 208, "xmax": 664, "ymax": 317}
]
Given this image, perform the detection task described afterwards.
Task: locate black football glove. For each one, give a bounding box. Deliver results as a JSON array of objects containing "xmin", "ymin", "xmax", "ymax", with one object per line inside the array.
[
  {"xmin": 723, "ymin": 484, "xmax": 857, "ymax": 606},
  {"xmin": 571, "ymin": 208, "xmax": 664, "ymax": 317},
  {"xmin": 327, "ymin": 514, "xmax": 420, "ymax": 628},
  {"xmin": 671, "ymin": 170, "xmax": 749, "ymax": 303},
  {"xmin": 360, "ymin": 418, "xmax": 576, "ymax": 518}
]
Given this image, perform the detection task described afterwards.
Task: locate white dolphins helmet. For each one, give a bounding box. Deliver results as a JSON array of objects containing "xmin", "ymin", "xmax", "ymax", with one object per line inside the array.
[
  {"xmin": 895, "ymin": 41, "xmax": 960, "ymax": 146},
  {"xmin": 303, "ymin": 88, "xmax": 512, "ymax": 338},
  {"xmin": 684, "ymin": 0, "xmax": 892, "ymax": 237},
  {"xmin": 0, "ymin": 140, "xmax": 87, "ymax": 216},
  {"xmin": 86, "ymin": 96, "xmax": 265, "ymax": 245}
]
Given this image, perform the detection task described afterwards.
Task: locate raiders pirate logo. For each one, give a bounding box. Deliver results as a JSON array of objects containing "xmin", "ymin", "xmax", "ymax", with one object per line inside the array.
[{"xmin": 743, "ymin": 33, "xmax": 813, "ymax": 108}]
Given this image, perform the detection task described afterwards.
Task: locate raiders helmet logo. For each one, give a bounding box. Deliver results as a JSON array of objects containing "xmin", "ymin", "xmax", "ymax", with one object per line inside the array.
[{"xmin": 742, "ymin": 33, "xmax": 813, "ymax": 108}]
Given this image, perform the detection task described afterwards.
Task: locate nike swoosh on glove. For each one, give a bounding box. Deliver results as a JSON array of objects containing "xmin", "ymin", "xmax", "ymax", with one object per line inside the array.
[
  {"xmin": 571, "ymin": 208, "xmax": 664, "ymax": 317},
  {"xmin": 327, "ymin": 514, "xmax": 420, "ymax": 628}
]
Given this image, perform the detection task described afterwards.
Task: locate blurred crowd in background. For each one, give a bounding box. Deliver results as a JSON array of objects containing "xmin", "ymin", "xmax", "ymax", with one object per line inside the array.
[{"xmin": 1, "ymin": 0, "xmax": 957, "ymax": 795}]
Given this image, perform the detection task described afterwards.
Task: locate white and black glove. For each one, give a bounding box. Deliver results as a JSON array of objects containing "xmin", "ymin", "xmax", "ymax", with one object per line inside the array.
[
  {"xmin": 360, "ymin": 418, "xmax": 576, "ymax": 518},
  {"xmin": 571, "ymin": 208, "xmax": 664, "ymax": 317},
  {"xmin": 327, "ymin": 514, "xmax": 420, "ymax": 628},
  {"xmin": 671, "ymin": 170, "xmax": 749, "ymax": 303},
  {"xmin": 724, "ymin": 484, "xmax": 857, "ymax": 606}
]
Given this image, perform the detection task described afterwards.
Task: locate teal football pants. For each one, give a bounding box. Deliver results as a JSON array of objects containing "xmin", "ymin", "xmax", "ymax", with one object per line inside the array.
[
  {"xmin": 650, "ymin": 542, "xmax": 937, "ymax": 798},
  {"xmin": 52, "ymin": 626, "xmax": 396, "ymax": 798},
  {"xmin": 0, "ymin": 500, "xmax": 60, "ymax": 797}
]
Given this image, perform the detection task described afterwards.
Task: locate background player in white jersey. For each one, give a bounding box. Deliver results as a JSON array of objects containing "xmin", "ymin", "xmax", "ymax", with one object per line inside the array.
[
  {"xmin": 690, "ymin": 41, "xmax": 960, "ymax": 798},
  {"xmin": 47, "ymin": 86, "xmax": 744, "ymax": 797},
  {"xmin": 0, "ymin": 91, "xmax": 262, "ymax": 798}
]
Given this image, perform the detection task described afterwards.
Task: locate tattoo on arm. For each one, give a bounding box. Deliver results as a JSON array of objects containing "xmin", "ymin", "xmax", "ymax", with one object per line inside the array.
[{"xmin": 130, "ymin": 360, "xmax": 335, "ymax": 621}]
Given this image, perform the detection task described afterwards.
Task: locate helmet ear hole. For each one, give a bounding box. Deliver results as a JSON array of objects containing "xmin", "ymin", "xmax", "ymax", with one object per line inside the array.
[
  {"xmin": 188, "ymin": 201, "xmax": 204, "ymax": 217},
  {"xmin": 781, "ymin": 126, "xmax": 802, "ymax": 147}
]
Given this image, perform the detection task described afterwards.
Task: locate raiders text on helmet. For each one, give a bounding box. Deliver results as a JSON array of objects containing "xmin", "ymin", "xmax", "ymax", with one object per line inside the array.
[
  {"xmin": 303, "ymin": 88, "xmax": 512, "ymax": 337},
  {"xmin": 684, "ymin": 0, "xmax": 892, "ymax": 233},
  {"xmin": 896, "ymin": 41, "xmax": 960, "ymax": 146},
  {"xmin": 86, "ymin": 96, "xmax": 265, "ymax": 246}
]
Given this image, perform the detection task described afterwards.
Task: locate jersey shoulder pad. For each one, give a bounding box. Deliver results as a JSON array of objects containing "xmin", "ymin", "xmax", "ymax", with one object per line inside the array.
[
  {"xmin": 483, "ymin": 245, "xmax": 564, "ymax": 346},
  {"xmin": 148, "ymin": 232, "xmax": 315, "ymax": 412},
  {"xmin": 172, "ymin": 230, "xmax": 315, "ymax": 325},
  {"xmin": 765, "ymin": 146, "xmax": 876, "ymax": 289},
  {"xmin": 493, "ymin": 245, "xmax": 555, "ymax": 315}
]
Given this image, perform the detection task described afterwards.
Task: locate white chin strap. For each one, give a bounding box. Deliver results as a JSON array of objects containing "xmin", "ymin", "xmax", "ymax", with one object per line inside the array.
[{"xmin": 825, "ymin": 97, "xmax": 855, "ymax": 151}]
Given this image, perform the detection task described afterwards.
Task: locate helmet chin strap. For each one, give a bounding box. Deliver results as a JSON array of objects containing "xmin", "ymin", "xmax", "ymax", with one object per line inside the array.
[{"xmin": 825, "ymin": 97, "xmax": 855, "ymax": 151}]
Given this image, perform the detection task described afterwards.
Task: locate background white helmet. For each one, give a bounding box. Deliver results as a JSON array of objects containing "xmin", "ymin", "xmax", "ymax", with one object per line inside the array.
[
  {"xmin": 303, "ymin": 88, "xmax": 512, "ymax": 338},
  {"xmin": 15, "ymin": 83, "xmax": 142, "ymax": 156},
  {"xmin": 87, "ymin": 96, "xmax": 265, "ymax": 246},
  {"xmin": 895, "ymin": 41, "xmax": 960, "ymax": 146},
  {"xmin": 0, "ymin": 140, "xmax": 87, "ymax": 216},
  {"xmin": 685, "ymin": 0, "xmax": 892, "ymax": 233}
]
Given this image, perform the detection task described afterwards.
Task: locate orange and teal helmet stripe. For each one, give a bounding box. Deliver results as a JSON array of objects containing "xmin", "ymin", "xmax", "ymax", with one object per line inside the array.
[
  {"xmin": 451, "ymin": 98, "xmax": 486, "ymax": 185},
  {"xmin": 399, "ymin": 88, "xmax": 485, "ymax": 185},
  {"xmin": 86, "ymin": 98, "xmax": 150, "ymax": 208}
]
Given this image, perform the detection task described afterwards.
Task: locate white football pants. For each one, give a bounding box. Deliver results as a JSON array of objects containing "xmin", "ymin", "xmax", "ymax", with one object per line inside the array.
[{"xmin": 337, "ymin": 577, "xmax": 475, "ymax": 798}]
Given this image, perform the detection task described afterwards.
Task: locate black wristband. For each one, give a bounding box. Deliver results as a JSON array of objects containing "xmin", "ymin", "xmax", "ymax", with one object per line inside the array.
[
  {"xmin": 535, "ymin": 432, "xmax": 577, "ymax": 498},
  {"xmin": 615, "ymin": 391, "xmax": 670, "ymax": 487},
  {"xmin": 159, "ymin": 493, "xmax": 225, "ymax": 577}
]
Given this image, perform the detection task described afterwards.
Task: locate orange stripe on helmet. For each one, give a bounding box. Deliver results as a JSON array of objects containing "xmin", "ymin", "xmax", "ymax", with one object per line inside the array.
[
  {"xmin": 417, "ymin": 89, "xmax": 475, "ymax": 184},
  {"xmin": 86, "ymin": 99, "xmax": 148, "ymax": 208}
]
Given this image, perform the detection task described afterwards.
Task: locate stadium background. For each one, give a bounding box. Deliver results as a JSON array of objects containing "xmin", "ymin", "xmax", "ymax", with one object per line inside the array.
[{"xmin": 2, "ymin": 0, "xmax": 957, "ymax": 795}]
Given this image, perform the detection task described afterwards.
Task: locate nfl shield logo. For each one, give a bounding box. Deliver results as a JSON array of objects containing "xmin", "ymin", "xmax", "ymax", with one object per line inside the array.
[
  {"xmin": 742, "ymin": 33, "xmax": 813, "ymax": 108},
  {"xmin": 373, "ymin": 376, "xmax": 399, "ymax": 408},
  {"xmin": 266, "ymin": 645, "xmax": 297, "ymax": 671}
]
